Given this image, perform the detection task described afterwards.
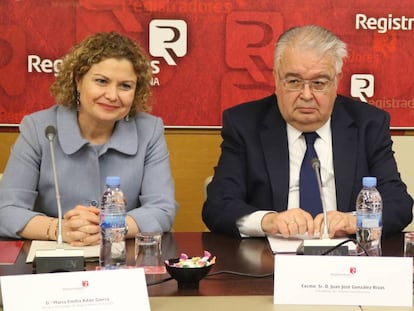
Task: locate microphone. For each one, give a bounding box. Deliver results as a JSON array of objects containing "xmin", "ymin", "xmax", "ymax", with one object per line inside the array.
[
  {"xmin": 45, "ymin": 125, "xmax": 63, "ymax": 247},
  {"xmin": 297, "ymin": 157, "xmax": 350, "ymax": 256},
  {"xmin": 311, "ymin": 157, "xmax": 329, "ymax": 239},
  {"xmin": 32, "ymin": 125, "xmax": 84, "ymax": 273}
]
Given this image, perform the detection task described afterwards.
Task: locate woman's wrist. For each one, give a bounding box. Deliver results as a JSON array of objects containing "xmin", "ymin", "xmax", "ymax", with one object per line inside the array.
[
  {"xmin": 46, "ymin": 217, "xmax": 55, "ymax": 240},
  {"xmin": 47, "ymin": 218, "xmax": 59, "ymax": 241}
]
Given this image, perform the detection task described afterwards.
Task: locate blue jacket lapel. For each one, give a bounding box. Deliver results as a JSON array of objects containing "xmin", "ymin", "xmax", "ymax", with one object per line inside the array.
[
  {"xmin": 331, "ymin": 97, "xmax": 358, "ymax": 212},
  {"xmin": 260, "ymin": 96, "xmax": 290, "ymax": 212}
]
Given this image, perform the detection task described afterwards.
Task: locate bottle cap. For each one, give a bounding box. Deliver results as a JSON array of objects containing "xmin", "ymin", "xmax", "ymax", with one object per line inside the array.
[
  {"xmin": 106, "ymin": 176, "xmax": 121, "ymax": 186},
  {"xmin": 362, "ymin": 176, "xmax": 377, "ymax": 187}
]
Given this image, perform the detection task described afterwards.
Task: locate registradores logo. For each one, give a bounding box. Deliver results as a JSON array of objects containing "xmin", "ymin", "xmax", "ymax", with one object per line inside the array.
[
  {"xmin": 149, "ymin": 19, "xmax": 187, "ymax": 66},
  {"xmin": 351, "ymin": 74, "xmax": 374, "ymax": 103}
]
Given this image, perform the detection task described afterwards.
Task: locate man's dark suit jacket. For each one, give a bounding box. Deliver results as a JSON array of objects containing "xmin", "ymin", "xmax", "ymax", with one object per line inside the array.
[{"xmin": 202, "ymin": 94, "xmax": 413, "ymax": 237}]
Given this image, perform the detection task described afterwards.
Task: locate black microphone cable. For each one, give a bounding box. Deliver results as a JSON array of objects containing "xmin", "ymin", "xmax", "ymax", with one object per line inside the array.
[
  {"xmin": 207, "ymin": 270, "xmax": 273, "ymax": 278},
  {"xmin": 321, "ymin": 238, "xmax": 369, "ymax": 256},
  {"xmin": 147, "ymin": 239, "xmax": 369, "ymax": 286},
  {"xmin": 146, "ymin": 270, "xmax": 273, "ymax": 287}
]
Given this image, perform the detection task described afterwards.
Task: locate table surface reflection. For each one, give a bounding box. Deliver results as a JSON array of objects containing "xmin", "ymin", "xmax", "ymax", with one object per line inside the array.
[{"xmin": 0, "ymin": 232, "xmax": 406, "ymax": 297}]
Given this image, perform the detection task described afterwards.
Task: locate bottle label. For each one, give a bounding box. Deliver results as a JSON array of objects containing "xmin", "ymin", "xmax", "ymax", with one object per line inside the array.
[
  {"xmin": 101, "ymin": 213, "xmax": 126, "ymax": 229},
  {"xmin": 361, "ymin": 218, "xmax": 380, "ymax": 228},
  {"xmin": 357, "ymin": 212, "xmax": 382, "ymax": 228}
]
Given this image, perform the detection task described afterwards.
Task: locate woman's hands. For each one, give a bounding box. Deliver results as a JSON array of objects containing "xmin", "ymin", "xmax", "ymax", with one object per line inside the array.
[{"xmin": 63, "ymin": 204, "xmax": 100, "ymax": 246}]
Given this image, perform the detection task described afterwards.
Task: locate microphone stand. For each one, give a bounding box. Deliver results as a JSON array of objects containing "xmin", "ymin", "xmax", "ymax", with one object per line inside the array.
[
  {"xmin": 312, "ymin": 158, "xmax": 329, "ymax": 239},
  {"xmin": 32, "ymin": 126, "xmax": 85, "ymax": 273},
  {"xmin": 47, "ymin": 129, "xmax": 63, "ymax": 247},
  {"xmin": 297, "ymin": 158, "xmax": 351, "ymax": 255}
]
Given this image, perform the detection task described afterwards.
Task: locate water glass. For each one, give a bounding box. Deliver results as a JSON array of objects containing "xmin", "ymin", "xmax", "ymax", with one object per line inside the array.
[
  {"xmin": 135, "ymin": 232, "xmax": 164, "ymax": 274},
  {"xmin": 404, "ymin": 232, "xmax": 414, "ymax": 258}
]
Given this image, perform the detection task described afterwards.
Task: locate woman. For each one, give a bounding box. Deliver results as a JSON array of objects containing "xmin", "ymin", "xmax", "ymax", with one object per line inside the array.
[{"xmin": 0, "ymin": 32, "xmax": 178, "ymax": 246}]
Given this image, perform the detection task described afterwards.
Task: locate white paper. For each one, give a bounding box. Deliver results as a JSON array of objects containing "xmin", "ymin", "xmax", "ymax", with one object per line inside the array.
[
  {"xmin": 267, "ymin": 234, "xmax": 356, "ymax": 254},
  {"xmin": 274, "ymin": 255, "xmax": 413, "ymax": 306},
  {"xmin": 26, "ymin": 240, "xmax": 99, "ymax": 263},
  {"xmin": 266, "ymin": 234, "xmax": 304, "ymax": 253},
  {"xmin": 0, "ymin": 268, "xmax": 150, "ymax": 311}
]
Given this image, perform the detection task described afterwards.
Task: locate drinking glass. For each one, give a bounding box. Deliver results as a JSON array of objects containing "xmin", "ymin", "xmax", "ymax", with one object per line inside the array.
[{"xmin": 135, "ymin": 232, "xmax": 165, "ymax": 275}]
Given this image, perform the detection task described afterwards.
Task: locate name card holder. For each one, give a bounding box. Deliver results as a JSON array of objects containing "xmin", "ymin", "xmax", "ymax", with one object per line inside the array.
[
  {"xmin": 274, "ymin": 255, "xmax": 412, "ymax": 307},
  {"xmin": 1, "ymin": 268, "xmax": 150, "ymax": 311}
]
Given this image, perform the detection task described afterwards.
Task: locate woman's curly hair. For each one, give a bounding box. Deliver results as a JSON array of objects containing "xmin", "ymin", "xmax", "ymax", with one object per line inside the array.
[{"xmin": 50, "ymin": 32, "xmax": 152, "ymax": 116}]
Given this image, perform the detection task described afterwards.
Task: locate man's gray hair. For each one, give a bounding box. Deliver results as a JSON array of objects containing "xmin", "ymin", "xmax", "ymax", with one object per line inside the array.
[{"xmin": 274, "ymin": 25, "xmax": 348, "ymax": 74}]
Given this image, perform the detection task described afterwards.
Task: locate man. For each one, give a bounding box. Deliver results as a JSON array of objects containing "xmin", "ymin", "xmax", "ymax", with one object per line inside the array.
[{"xmin": 202, "ymin": 25, "xmax": 413, "ymax": 238}]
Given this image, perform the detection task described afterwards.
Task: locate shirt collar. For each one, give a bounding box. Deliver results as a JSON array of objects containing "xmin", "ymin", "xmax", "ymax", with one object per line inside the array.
[
  {"xmin": 287, "ymin": 118, "xmax": 332, "ymax": 144},
  {"xmin": 56, "ymin": 106, "xmax": 138, "ymax": 156},
  {"xmin": 314, "ymin": 118, "xmax": 331, "ymax": 144}
]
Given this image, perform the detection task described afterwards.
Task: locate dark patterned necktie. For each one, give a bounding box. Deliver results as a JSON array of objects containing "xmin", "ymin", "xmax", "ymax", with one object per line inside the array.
[{"xmin": 299, "ymin": 132, "xmax": 323, "ymax": 217}]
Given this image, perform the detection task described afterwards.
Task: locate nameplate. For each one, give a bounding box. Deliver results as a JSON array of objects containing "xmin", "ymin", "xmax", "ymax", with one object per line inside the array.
[
  {"xmin": 0, "ymin": 268, "xmax": 150, "ymax": 311},
  {"xmin": 274, "ymin": 255, "xmax": 412, "ymax": 307}
]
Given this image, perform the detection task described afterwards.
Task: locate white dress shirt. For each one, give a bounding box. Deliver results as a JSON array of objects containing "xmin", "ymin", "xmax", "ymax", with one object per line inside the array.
[{"xmin": 237, "ymin": 119, "xmax": 337, "ymax": 237}]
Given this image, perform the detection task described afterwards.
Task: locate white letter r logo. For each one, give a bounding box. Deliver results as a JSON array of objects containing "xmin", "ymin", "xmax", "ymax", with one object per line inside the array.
[
  {"xmin": 149, "ymin": 19, "xmax": 187, "ymax": 66},
  {"xmin": 351, "ymin": 74, "xmax": 374, "ymax": 103}
]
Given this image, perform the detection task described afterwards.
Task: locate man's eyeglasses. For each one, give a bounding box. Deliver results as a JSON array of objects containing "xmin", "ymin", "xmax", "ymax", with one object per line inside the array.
[{"xmin": 280, "ymin": 76, "xmax": 335, "ymax": 92}]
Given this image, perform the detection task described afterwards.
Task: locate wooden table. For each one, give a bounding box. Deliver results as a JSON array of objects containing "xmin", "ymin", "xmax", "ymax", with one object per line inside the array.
[{"xmin": 0, "ymin": 232, "xmax": 410, "ymax": 311}]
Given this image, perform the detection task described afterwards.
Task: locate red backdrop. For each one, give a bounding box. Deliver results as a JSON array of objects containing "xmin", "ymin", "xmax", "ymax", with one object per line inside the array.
[{"xmin": 0, "ymin": 0, "xmax": 413, "ymax": 128}]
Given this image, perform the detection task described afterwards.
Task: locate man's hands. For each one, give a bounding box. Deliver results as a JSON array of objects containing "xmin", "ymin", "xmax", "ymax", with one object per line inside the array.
[
  {"xmin": 261, "ymin": 208, "xmax": 356, "ymax": 238},
  {"xmin": 314, "ymin": 211, "xmax": 357, "ymax": 237}
]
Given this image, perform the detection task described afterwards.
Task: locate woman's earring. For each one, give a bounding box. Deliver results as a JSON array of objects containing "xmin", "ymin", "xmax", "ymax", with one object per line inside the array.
[
  {"xmin": 125, "ymin": 114, "xmax": 130, "ymax": 122},
  {"xmin": 76, "ymin": 92, "xmax": 80, "ymax": 111}
]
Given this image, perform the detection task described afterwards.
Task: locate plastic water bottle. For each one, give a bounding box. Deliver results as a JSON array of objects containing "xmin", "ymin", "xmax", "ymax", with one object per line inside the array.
[
  {"xmin": 99, "ymin": 176, "xmax": 127, "ymax": 268},
  {"xmin": 356, "ymin": 176, "xmax": 383, "ymax": 256}
]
